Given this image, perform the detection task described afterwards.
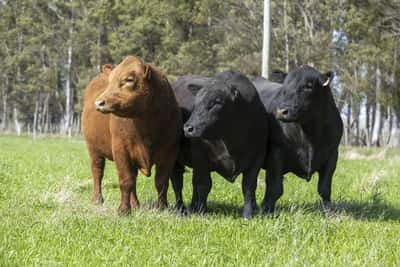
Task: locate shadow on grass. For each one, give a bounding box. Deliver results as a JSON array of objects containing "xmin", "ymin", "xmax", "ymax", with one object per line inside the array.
[
  {"xmin": 206, "ymin": 201, "xmax": 243, "ymax": 218},
  {"xmin": 195, "ymin": 200, "xmax": 400, "ymax": 222},
  {"xmin": 74, "ymin": 181, "xmax": 400, "ymax": 221},
  {"xmin": 321, "ymin": 200, "xmax": 400, "ymax": 221}
]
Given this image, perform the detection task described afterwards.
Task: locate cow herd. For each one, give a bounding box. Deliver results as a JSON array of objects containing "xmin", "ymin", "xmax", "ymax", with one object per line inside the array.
[{"xmin": 81, "ymin": 55, "xmax": 343, "ymax": 219}]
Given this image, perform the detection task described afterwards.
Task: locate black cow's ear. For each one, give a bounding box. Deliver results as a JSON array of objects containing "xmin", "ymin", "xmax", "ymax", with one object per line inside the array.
[
  {"xmin": 320, "ymin": 71, "xmax": 334, "ymax": 87},
  {"xmin": 230, "ymin": 85, "xmax": 239, "ymax": 100},
  {"xmin": 270, "ymin": 70, "xmax": 287, "ymax": 83}
]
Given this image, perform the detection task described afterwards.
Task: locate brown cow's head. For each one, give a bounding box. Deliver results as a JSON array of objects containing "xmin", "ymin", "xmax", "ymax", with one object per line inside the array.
[{"xmin": 95, "ymin": 56, "xmax": 153, "ymax": 117}]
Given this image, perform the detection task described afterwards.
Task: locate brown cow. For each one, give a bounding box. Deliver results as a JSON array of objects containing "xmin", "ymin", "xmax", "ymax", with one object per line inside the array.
[{"xmin": 81, "ymin": 56, "xmax": 182, "ymax": 214}]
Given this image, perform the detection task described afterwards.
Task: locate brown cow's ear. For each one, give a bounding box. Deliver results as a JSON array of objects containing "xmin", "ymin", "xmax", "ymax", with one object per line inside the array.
[
  {"xmin": 102, "ymin": 64, "xmax": 114, "ymax": 75},
  {"xmin": 144, "ymin": 64, "xmax": 152, "ymax": 80}
]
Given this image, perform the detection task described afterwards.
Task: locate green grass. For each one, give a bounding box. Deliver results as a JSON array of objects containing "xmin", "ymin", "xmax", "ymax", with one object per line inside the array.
[{"xmin": 0, "ymin": 135, "xmax": 399, "ymax": 266}]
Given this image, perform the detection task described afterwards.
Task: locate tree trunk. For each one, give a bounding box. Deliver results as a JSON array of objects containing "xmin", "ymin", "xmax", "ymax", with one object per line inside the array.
[
  {"xmin": 63, "ymin": 3, "xmax": 74, "ymax": 137},
  {"xmin": 386, "ymin": 106, "xmax": 393, "ymax": 145},
  {"xmin": 97, "ymin": 24, "xmax": 102, "ymax": 72},
  {"xmin": 262, "ymin": 0, "xmax": 270, "ymax": 78},
  {"xmin": 353, "ymin": 67, "xmax": 360, "ymax": 145},
  {"xmin": 346, "ymin": 98, "xmax": 351, "ymax": 146},
  {"xmin": 33, "ymin": 95, "xmax": 39, "ymax": 138},
  {"xmin": 283, "ymin": 0, "xmax": 289, "ymax": 73},
  {"xmin": 355, "ymin": 109, "xmax": 360, "ymax": 146},
  {"xmin": 389, "ymin": 46, "xmax": 399, "ymax": 147},
  {"xmin": 13, "ymin": 105, "xmax": 21, "ymax": 136},
  {"xmin": 42, "ymin": 93, "xmax": 50, "ymax": 133},
  {"xmin": 366, "ymin": 98, "xmax": 372, "ymax": 147},
  {"xmin": 1, "ymin": 76, "xmax": 8, "ymax": 131},
  {"xmin": 391, "ymin": 108, "xmax": 400, "ymax": 147},
  {"xmin": 372, "ymin": 64, "xmax": 382, "ymax": 146}
]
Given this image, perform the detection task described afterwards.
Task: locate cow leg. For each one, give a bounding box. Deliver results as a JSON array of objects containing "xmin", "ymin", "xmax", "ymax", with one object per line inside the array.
[
  {"xmin": 242, "ymin": 156, "xmax": 263, "ymax": 219},
  {"xmin": 262, "ymin": 171, "xmax": 283, "ymax": 214},
  {"xmin": 262, "ymin": 152, "xmax": 284, "ymax": 214},
  {"xmin": 88, "ymin": 147, "xmax": 105, "ymax": 205},
  {"xmin": 190, "ymin": 175, "xmax": 199, "ymax": 212},
  {"xmin": 170, "ymin": 164, "xmax": 187, "ymax": 214},
  {"xmin": 263, "ymin": 172, "xmax": 283, "ymax": 214},
  {"xmin": 129, "ymin": 168, "xmax": 140, "ymax": 209},
  {"xmin": 241, "ymin": 171, "xmax": 258, "ymax": 219},
  {"xmin": 318, "ymin": 149, "xmax": 338, "ymax": 209},
  {"xmin": 192, "ymin": 167, "xmax": 212, "ymax": 214},
  {"xmin": 155, "ymin": 161, "xmax": 173, "ymax": 210},
  {"xmin": 114, "ymin": 151, "xmax": 138, "ymax": 215},
  {"xmin": 190, "ymin": 141, "xmax": 211, "ymax": 214}
]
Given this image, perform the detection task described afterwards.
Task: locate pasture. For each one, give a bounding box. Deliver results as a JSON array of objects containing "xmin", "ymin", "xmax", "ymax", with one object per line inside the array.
[{"xmin": 0, "ymin": 135, "xmax": 399, "ymax": 266}]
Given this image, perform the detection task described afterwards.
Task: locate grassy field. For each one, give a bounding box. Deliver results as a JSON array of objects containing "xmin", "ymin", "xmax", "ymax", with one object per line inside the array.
[{"xmin": 0, "ymin": 135, "xmax": 399, "ymax": 266}]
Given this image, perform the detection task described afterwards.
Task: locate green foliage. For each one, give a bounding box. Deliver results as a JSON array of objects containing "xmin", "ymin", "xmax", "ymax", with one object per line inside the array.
[
  {"xmin": 0, "ymin": 0, "xmax": 399, "ymax": 138},
  {"xmin": 1, "ymin": 136, "xmax": 400, "ymax": 265}
]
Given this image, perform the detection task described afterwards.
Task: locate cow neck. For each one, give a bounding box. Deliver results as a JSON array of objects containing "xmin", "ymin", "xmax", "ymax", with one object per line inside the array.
[
  {"xmin": 136, "ymin": 96, "xmax": 164, "ymax": 144},
  {"xmin": 142, "ymin": 78, "xmax": 174, "ymax": 145},
  {"xmin": 220, "ymin": 115, "xmax": 249, "ymax": 152},
  {"xmin": 298, "ymin": 102, "xmax": 329, "ymax": 148}
]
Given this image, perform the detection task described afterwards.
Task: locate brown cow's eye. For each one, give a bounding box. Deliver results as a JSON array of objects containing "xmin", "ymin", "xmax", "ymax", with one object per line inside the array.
[
  {"xmin": 120, "ymin": 77, "xmax": 135, "ymax": 88},
  {"xmin": 125, "ymin": 78, "xmax": 135, "ymax": 84}
]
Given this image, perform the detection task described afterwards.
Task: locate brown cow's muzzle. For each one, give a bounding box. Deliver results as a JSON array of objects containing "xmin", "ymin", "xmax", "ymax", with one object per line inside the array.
[{"xmin": 95, "ymin": 99, "xmax": 111, "ymax": 113}]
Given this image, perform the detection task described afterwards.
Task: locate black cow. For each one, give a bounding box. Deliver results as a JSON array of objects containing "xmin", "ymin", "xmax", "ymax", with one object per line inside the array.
[
  {"xmin": 171, "ymin": 71, "xmax": 268, "ymax": 219},
  {"xmin": 253, "ymin": 65, "xmax": 343, "ymax": 213}
]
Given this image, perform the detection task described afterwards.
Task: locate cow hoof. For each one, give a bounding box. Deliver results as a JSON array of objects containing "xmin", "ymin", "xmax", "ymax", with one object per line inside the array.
[
  {"xmin": 262, "ymin": 206, "xmax": 276, "ymax": 217},
  {"xmin": 130, "ymin": 202, "xmax": 140, "ymax": 210},
  {"xmin": 92, "ymin": 194, "xmax": 104, "ymax": 205},
  {"xmin": 243, "ymin": 211, "xmax": 253, "ymax": 220},
  {"xmin": 321, "ymin": 201, "xmax": 335, "ymax": 212},
  {"xmin": 157, "ymin": 202, "xmax": 168, "ymax": 210},
  {"xmin": 243, "ymin": 205, "xmax": 255, "ymax": 219},
  {"xmin": 190, "ymin": 205, "xmax": 196, "ymax": 213},
  {"xmin": 197, "ymin": 207, "xmax": 207, "ymax": 215},
  {"xmin": 190, "ymin": 202, "xmax": 199, "ymax": 213},
  {"xmin": 174, "ymin": 203, "xmax": 188, "ymax": 216},
  {"xmin": 118, "ymin": 206, "xmax": 131, "ymax": 216},
  {"xmin": 191, "ymin": 204, "xmax": 207, "ymax": 215}
]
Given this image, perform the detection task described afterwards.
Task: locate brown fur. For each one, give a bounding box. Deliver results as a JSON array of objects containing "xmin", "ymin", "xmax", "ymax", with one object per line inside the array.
[{"xmin": 82, "ymin": 56, "xmax": 182, "ymax": 214}]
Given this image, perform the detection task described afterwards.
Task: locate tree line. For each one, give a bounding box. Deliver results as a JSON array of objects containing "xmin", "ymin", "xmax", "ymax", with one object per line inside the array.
[{"xmin": 0, "ymin": 0, "xmax": 399, "ymax": 146}]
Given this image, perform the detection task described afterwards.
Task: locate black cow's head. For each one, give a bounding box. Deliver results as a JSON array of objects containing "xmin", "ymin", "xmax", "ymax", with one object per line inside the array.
[
  {"xmin": 183, "ymin": 79, "xmax": 240, "ymax": 138},
  {"xmin": 275, "ymin": 65, "xmax": 333, "ymax": 123}
]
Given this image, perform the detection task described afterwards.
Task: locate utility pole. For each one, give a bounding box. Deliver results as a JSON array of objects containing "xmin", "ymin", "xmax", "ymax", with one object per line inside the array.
[{"xmin": 262, "ymin": 0, "xmax": 270, "ymax": 79}]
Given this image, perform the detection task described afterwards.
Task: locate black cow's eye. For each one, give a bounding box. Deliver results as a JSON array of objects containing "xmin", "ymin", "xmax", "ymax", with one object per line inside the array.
[
  {"xmin": 207, "ymin": 98, "xmax": 223, "ymax": 111},
  {"xmin": 215, "ymin": 97, "xmax": 223, "ymax": 105},
  {"xmin": 303, "ymin": 82, "xmax": 313, "ymax": 92},
  {"xmin": 305, "ymin": 87, "xmax": 313, "ymax": 93}
]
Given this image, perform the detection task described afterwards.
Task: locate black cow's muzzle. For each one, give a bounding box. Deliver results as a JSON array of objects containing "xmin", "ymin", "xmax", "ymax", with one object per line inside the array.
[
  {"xmin": 183, "ymin": 124, "xmax": 200, "ymax": 138},
  {"xmin": 275, "ymin": 107, "xmax": 297, "ymax": 122}
]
